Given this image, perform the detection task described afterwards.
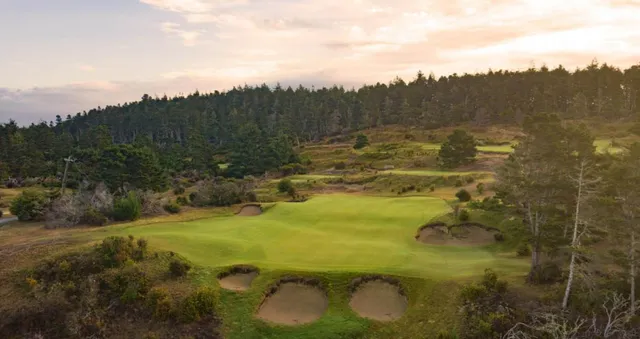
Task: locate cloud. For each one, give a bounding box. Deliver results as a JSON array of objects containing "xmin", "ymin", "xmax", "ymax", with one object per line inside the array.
[
  {"xmin": 160, "ymin": 22, "xmax": 203, "ymax": 46},
  {"xmin": 78, "ymin": 64, "xmax": 95, "ymax": 72},
  {"xmin": 3, "ymin": 0, "xmax": 640, "ymax": 125}
]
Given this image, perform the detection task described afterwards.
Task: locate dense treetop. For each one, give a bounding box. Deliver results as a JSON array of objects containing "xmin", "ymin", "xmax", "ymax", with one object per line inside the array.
[{"xmin": 1, "ymin": 61, "xmax": 639, "ymax": 182}]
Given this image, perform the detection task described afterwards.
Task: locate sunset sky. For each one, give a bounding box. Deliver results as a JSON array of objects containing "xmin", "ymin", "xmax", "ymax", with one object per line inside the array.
[{"xmin": 1, "ymin": 0, "xmax": 640, "ymax": 124}]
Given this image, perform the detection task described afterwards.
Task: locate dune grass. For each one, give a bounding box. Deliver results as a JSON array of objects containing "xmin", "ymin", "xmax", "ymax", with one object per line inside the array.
[{"xmin": 91, "ymin": 194, "xmax": 527, "ymax": 279}]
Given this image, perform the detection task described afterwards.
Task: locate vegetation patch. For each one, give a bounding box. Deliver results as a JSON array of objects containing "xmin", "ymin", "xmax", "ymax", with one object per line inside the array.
[
  {"xmin": 348, "ymin": 275, "xmax": 408, "ymax": 321},
  {"xmin": 256, "ymin": 276, "xmax": 328, "ymax": 325}
]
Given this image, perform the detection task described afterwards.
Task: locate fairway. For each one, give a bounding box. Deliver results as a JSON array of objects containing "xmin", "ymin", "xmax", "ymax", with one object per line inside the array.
[{"xmin": 95, "ymin": 194, "xmax": 527, "ymax": 279}]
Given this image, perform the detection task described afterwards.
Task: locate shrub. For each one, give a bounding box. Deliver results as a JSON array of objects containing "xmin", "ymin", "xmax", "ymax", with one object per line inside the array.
[
  {"xmin": 287, "ymin": 185, "xmax": 297, "ymax": 199},
  {"xmin": 176, "ymin": 196, "xmax": 189, "ymax": 206},
  {"xmin": 465, "ymin": 176, "xmax": 475, "ymax": 184},
  {"xmin": 280, "ymin": 163, "xmax": 307, "ymax": 176},
  {"xmin": 458, "ymin": 209, "xmax": 470, "ymax": 222},
  {"xmin": 163, "ymin": 202, "xmax": 181, "ymax": 214},
  {"xmin": 0, "ymin": 210, "xmax": 3, "ymax": 218},
  {"xmin": 494, "ymin": 233, "xmax": 505, "ymax": 242},
  {"xmin": 455, "ymin": 189, "xmax": 472, "ymax": 202},
  {"xmin": 169, "ymin": 259, "xmax": 191, "ymax": 277},
  {"xmin": 173, "ymin": 185, "xmax": 186, "ymax": 195},
  {"xmin": 191, "ymin": 179, "xmax": 254, "ymax": 207},
  {"xmin": 99, "ymin": 265, "xmax": 150, "ymax": 304},
  {"xmin": 436, "ymin": 330, "xmax": 457, "ymax": 339},
  {"xmin": 631, "ymin": 122, "xmax": 640, "ymax": 136},
  {"xmin": 97, "ymin": 236, "xmax": 137, "ymax": 268},
  {"xmin": 146, "ymin": 287, "xmax": 173, "ymax": 320},
  {"xmin": 10, "ymin": 189, "xmax": 50, "ymax": 221},
  {"xmin": 178, "ymin": 287, "xmax": 216, "ymax": 323},
  {"xmin": 112, "ymin": 192, "xmax": 142, "ymax": 221},
  {"xmin": 82, "ymin": 208, "xmax": 108, "ymax": 226},
  {"xmin": 277, "ymin": 179, "xmax": 293, "ymax": 193},
  {"xmin": 476, "ymin": 182, "xmax": 485, "ymax": 194},
  {"xmin": 353, "ymin": 133, "xmax": 369, "ymax": 149},
  {"xmin": 334, "ymin": 161, "xmax": 346, "ymax": 170},
  {"xmin": 429, "ymin": 185, "xmax": 436, "ymax": 192},
  {"xmin": 516, "ymin": 243, "xmax": 531, "ymax": 257},
  {"xmin": 454, "ymin": 179, "xmax": 463, "ymax": 187},
  {"xmin": 530, "ymin": 262, "xmax": 563, "ymax": 284}
]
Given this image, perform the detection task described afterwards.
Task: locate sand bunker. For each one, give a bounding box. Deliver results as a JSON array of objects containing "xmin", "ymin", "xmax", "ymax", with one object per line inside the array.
[
  {"xmin": 416, "ymin": 223, "xmax": 500, "ymax": 246},
  {"xmin": 256, "ymin": 279, "xmax": 328, "ymax": 325},
  {"xmin": 218, "ymin": 266, "xmax": 259, "ymax": 291},
  {"xmin": 349, "ymin": 278, "xmax": 407, "ymax": 321},
  {"xmin": 237, "ymin": 204, "xmax": 262, "ymax": 216}
]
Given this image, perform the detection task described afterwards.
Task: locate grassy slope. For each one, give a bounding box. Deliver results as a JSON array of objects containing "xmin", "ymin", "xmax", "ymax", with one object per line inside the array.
[{"xmin": 92, "ymin": 195, "xmax": 527, "ymax": 279}]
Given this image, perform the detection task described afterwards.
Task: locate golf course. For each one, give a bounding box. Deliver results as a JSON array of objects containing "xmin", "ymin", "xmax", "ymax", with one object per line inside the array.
[{"xmin": 63, "ymin": 193, "xmax": 527, "ymax": 338}]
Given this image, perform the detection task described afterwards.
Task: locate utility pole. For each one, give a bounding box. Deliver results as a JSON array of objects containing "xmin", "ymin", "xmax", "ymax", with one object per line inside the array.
[{"xmin": 61, "ymin": 156, "xmax": 75, "ymax": 194}]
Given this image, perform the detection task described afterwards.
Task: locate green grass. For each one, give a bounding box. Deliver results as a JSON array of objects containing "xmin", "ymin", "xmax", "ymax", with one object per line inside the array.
[
  {"xmin": 380, "ymin": 169, "xmax": 491, "ymax": 177},
  {"xmin": 79, "ymin": 194, "xmax": 527, "ymax": 338},
  {"xmin": 415, "ymin": 139, "xmax": 624, "ymax": 155},
  {"xmin": 91, "ymin": 195, "xmax": 526, "ymax": 279}
]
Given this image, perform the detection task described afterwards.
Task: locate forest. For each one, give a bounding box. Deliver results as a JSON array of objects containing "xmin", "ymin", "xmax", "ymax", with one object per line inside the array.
[{"xmin": 1, "ymin": 61, "xmax": 639, "ymax": 184}]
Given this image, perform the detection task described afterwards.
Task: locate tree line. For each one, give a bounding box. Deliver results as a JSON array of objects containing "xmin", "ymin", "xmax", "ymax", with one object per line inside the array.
[{"xmin": 1, "ymin": 61, "xmax": 640, "ymax": 183}]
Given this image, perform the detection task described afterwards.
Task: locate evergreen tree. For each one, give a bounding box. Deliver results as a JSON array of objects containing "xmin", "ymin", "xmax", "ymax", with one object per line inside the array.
[{"xmin": 438, "ymin": 130, "xmax": 477, "ymax": 168}]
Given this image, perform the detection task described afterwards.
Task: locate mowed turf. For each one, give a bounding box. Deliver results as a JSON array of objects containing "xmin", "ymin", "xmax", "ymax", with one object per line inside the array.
[{"xmin": 95, "ymin": 194, "xmax": 528, "ymax": 279}]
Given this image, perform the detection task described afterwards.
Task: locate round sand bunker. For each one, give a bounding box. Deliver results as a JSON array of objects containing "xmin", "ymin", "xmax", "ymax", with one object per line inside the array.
[
  {"xmin": 218, "ymin": 266, "xmax": 259, "ymax": 291},
  {"xmin": 349, "ymin": 279, "xmax": 407, "ymax": 321},
  {"xmin": 256, "ymin": 281, "xmax": 328, "ymax": 325},
  {"xmin": 237, "ymin": 204, "xmax": 262, "ymax": 216}
]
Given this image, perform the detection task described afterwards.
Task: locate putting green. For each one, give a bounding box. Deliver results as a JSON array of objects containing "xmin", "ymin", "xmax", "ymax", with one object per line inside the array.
[{"xmin": 97, "ymin": 194, "xmax": 527, "ymax": 279}]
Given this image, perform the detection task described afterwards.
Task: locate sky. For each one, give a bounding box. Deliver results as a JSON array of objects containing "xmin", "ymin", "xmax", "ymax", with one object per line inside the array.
[{"xmin": 1, "ymin": 0, "xmax": 640, "ymax": 125}]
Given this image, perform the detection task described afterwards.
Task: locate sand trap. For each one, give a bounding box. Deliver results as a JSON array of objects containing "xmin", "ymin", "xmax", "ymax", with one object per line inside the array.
[
  {"xmin": 415, "ymin": 225, "xmax": 449, "ymax": 244},
  {"xmin": 349, "ymin": 279, "xmax": 407, "ymax": 321},
  {"xmin": 256, "ymin": 282, "xmax": 328, "ymax": 325},
  {"xmin": 417, "ymin": 223, "xmax": 500, "ymax": 246},
  {"xmin": 219, "ymin": 271, "xmax": 258, "ymax": 291},
  {"xmin": 237, "ymin": 204, "xmax": 262, "ymax": 216}
]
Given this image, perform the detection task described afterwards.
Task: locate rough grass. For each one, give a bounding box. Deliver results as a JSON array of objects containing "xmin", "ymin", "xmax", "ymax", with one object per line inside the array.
[
  {"xmin": 90, "ymin": 195, "xmax": 527, "ymax": 279},
  {"xmin": 204, "ymin": 268, "xmax": 463, "ymax": 339}
]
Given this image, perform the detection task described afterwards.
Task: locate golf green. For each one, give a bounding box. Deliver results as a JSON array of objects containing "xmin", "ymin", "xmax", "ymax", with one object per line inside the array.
[{"xmin": 98, "ymin": 194, "xmax": 527, "ymax": 279}]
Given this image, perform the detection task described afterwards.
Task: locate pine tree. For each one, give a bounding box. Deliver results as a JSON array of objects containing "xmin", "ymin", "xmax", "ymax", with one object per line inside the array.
[{"xmin": 438, "ymin": 130, "xmax": 477, "ymax": 168}]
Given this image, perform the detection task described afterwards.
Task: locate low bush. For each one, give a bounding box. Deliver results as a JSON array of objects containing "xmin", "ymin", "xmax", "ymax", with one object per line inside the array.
[
  {"xmin": 458, "ymin": 209, "xmax": 470, "ymax": 222},
  {"xmin": 98, "ymin": 265, "xmax": 150, "ymax": 304},
  {"xmin": 163, "ymin": 202, "xmax": 181, "ymax": 214},
  {"xmin": 456, "ymin": 189, "xmax": 472, "ymax": 202},
  {"xmin": 176, "ymin": 196, "xmax": 189, "ymax": 206},
  {"xmin": 277, "ymin": 179, "xmax": 293, "ymax": 193},
  {"xmin": 146, "ymin": 287, "xmax": 173, "ymax": 320},
  {"xmin": 465, "ymin": 176, "xmax": 475, "ymax": 184},
  {"xmin": 177, "ymin": 287, "xmax": 217, "ymax": 323},
  {"xmin": 454, "ymin": 179, "xmax": 463, "ymax": 187},
  {"xmin": 173, "ymin": 185, "xmax": 186, "ymax": 195},
  {"xmin": 191, "ymin": 179, "xmax": 255, "ymax": 207},
  {"xmin": 530, "ymin": 261, "xmax": 563, "ymax": 285},
  {"xmin": 334, "ymin": 161, "xmax": 347, "ymax": 170},
  {"xmin": 476, "ymin": 182, "xmax": 485, "ymax": 194},
  {"xmin": 97, "ymin": 236, "xmax": 148, "ymax": 268},
  {"xmin": 82, "ymin": 208, "xmax": 108, "ymax": 226},
  {"xmin": 0, "ymin": 210, "xmax": 3, "ymax": 218},
  {"xmin": 10, "ymin": 189, "xmax": 50, "ymax": 221},
  {"xmin": 112, "ymin": 192, "xmax": 142, "ymax": 221},
  {"xmin": 516, "ymin": 243, "xmax": 531, "ymax": 257},
  {"xmin": 280, "ymin": 163, "xmax": 307, "ymax": 176},
  {"xmin": 494, "ymin": 233, "xmax": 505, "ymax": 242},
  {"xmin": 169, "ymin": 259, "xmax": 191, "ymax": 277},
  {"xmin": 429, "ymin": 185, "xmax": 436, "ymax": 192},
  {"xmin": 353, "ymin": 133, "xmax": 369, "ymax": 149}
]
